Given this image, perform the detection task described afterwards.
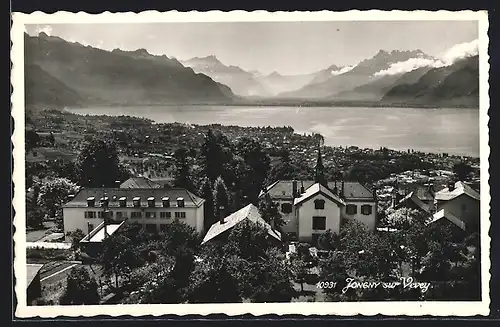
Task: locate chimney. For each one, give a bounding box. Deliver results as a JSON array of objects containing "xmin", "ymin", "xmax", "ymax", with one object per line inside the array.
[
  {"xmin": 300, "ymin": 181, "xmax": 305, "ymax": 194},
  {"xmin": 448, "ymin": 181, "xmax": 456, "ymax": 191},
  {"xmin": 219, "ymin": 206, "xmax": 225, "ymax": 224},
  {"xmin": 372, "ymin": 188, "xmax": 377, "ymax": 201},
  {"xmin": 341, "ymin": 181, "xmax": 345, "ymax": 198},
  {"xmin": 292, "ymin": 180, "xmax": 298, "ymax": 198},
  {"xmin": 68, "ymin": 194, "xmax": 75, "ymax": 201}
]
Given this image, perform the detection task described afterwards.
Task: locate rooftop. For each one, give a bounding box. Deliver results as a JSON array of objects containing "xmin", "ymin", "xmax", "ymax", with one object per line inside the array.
[
  {"xmin": 260, "ymin": 180, "xmax": 375, "ymax": 200},
  {"xmin": 202, "ymin": 204, "xmax": 282, "ymax": 244},
  {"xmin": 435, "ymin": 181, "xmax": 480, "ymax": 202},
  {"xmin": 63, "ymin": 187, "xmax": 205, "ymax": 208},
  {"xmin": 293, "ymin": 183, "xmax": 346, "ymax": 206},
  {"xmin": 120, "ymin": 176, "xmax": 163, "ymax": 189},
  {"xmin": 429, "ymin": 209, "xmax": 466, "ymax": 231}
]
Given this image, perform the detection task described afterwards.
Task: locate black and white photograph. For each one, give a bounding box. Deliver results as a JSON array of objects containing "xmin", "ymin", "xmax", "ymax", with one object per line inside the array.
[{"xmin": 12, "ymin": 10, "xmax": 490, "ymax": 317}]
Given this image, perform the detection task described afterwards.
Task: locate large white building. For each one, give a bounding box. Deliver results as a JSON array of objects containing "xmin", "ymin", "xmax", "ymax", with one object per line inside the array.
[
  {"xmin": 259, "ymin": 179, "xmax": 377, "ymax": 243},
  {"xmin": 62, "ymin": 187, "xmax": 205, "ymax": 239}
]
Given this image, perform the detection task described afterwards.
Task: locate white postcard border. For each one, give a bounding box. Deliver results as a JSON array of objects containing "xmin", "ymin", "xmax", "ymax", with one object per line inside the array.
[{"xmin": 11, "ymin": 10, "xmax": 491, "ymax": 318}]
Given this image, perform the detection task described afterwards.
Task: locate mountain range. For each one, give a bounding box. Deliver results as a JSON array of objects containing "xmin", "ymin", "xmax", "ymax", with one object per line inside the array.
[
  {"xmin": 24, "ymin": 33, "xmax": 479, "ymax": 109},
  {"xmin": 24, "ymin": 32, "xmax": 237, "ymax": 109}
]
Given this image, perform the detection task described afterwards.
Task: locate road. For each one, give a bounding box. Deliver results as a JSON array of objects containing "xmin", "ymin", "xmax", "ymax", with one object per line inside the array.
[
  {"xmin": 26, "ymin": 242, "xmax": 71, "ymax": 250},
  {"xmin": 39, "ymin": 261, "xmax": 80, "ymax": 284}
]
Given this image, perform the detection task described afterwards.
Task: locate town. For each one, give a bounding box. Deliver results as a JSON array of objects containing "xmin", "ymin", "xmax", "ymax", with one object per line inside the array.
[{"xmin": 25, "ymin": 109, "xmax": 481, "ymax": 305}]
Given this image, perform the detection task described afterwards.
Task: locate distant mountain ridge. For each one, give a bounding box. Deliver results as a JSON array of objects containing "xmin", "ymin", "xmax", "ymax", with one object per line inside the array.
[
  {"xmin": 182, "ymin": 55, "xmax": 271, "ymax": 97},
  {"xmin": 24, "ymin": 33, "xmax": 237, "ymax": 109},
  {"xmin": 279, "ymin": 49, "xmax": 436, "ymax": 99},
  {"xmin": 381, "ymin": 55, "xmax": 479, "ymax": 106}
]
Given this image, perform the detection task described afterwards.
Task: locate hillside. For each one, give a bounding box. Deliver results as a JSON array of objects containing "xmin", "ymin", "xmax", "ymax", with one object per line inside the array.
[
  {"xmin": 381, "ymin": 55, "xmax": 479, "ymax": 107},
  {"xmin": 25, "ymin": 63, "xmax": 86, "ymax": 110},
  {"xmin": 255, "ymin": 71, "xmax": 317, "ymax": 96},
  {"xmin": 334, "ymin": 67, "xmax": 433, "ymax": 101},
  {"xmin": 24, "ymin": 33, "xmax": 237, "ymax": 107},
  {"xmin": 182, "ymin": 55, "xmax": 270, "ymax": 97},
  {"xmin": 280, "ymin": 50, "xmax": 435, "ymax": 99}
]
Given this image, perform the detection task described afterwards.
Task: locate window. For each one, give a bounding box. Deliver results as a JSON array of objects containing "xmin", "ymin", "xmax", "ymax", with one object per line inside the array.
[
  {"xmin": 145, "ymin": 212, "xmax": 157, "ymax": 218},
  {"xmin": 177, "ymin": 197, "xmax": 185, "ymax": 208},
  {"xmin": 175, "ymin": 212, "xmax": 186, "ymax": 219},
  {"xmin": 119, "ymin": 197, "xmax": 127, "ymax": 208},
  {"xmin": 314, "ymin": 199, "xmax": 325, "ymax": 210},
  {"xmin": 346, "ymin": 204, "xmax": 357, "ymax": 215},
  {"xmin": 131, "ymin": 211, "xmax": 142, "ymax": 218},
  {"xmin": 84, "ymin": 211, "xmax": 96, "ymax": 218},
  {"xmin": 133, "ymin": 197, "xmax": 141, "ymax": 208},
  {"xmin": 162, "ymin": 198, "xmax": 170, "ymax": 208},
  {"xmin": 312, "ymin": 216, "xmax": 326, "ymax": 230},
  {"xmin": 281, "ymin": 203, "xmax": 293, "ymax": 214},
  {"xmin": 87, "ymin": 223, "xmax": 94, "ymax": 233},
  {"xmin": 147, "ymin": 197, "xmax": 155, "ymax": 208},
  {"xmin": 98, "ymin": 211, "xmax": 104, "ymax": 218},
  {"xmin": 361, "ymin": 205, "xmax": 373, "ymax": 215},
  {"xmin": 160, "ymin": 212, "xmax": 171, "ymax": 219}
]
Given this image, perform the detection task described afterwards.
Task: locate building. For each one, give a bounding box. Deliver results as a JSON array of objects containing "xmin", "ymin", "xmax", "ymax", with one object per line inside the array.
[
  {"xmin": 259, "ymin": 179, "xmax": 377, "ymax": 243},
  {"xmin": 202, "ymin": 203, "xmax": 282, "ymax": 245},
  {"xmin": 434, "ymin": 181, "xmax": 480, "ymax": 233},
  {"xmin": 62, "ymin": 188, "xmax": 205, "ymax": 239},
  {"xmin": 395, "ymin": 181, "xmax": 480, "ymax": 234},
  {"xmin": 27, "ymin": 263, "xmax": 44, "ymax": 304}
]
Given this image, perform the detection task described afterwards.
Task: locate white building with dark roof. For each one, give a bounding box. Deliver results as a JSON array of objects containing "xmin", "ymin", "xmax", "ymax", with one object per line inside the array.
[
  {"xmin": 62, "ymin": 188, "xmax": 205, "ymax": 238},
  {"xmin": 259, "ymin": 179, "xmax": 377, "ymax": 243}
]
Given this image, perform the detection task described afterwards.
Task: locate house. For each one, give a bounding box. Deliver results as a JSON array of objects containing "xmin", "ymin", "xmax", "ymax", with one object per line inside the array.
[
  {"xmin": 120, "ymin": 176, "xmax": 163, "ymax": 189},
  {"xmin": 27, "ymin": 263, "xmax": 44, "ymax": 304},
  {"xmin": 202, "ymin": 203, "xmax": 282, "ymax": 245},
  {"xmin": 395, "ymin": 181, "xmax": 480, "ymax": 234},
  {"xmin": 259, "ymin": 179, "xmax": 377, "ymax": 243},
  {"xmin": 434, "ymin": 181, "xmax": 480, "ymax": 233},
  {"xmin": 62, "ymin": 188, "xmax": 205, "ymax": 239}
]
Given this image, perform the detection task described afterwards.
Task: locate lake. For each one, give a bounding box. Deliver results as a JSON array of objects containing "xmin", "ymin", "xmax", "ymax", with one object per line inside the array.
[{"xmin": 66, "ymin": 105, "xmax": 480, "ymax": 158}]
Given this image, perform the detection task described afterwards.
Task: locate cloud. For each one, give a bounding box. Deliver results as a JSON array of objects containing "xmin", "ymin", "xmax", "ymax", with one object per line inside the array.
[
  {"xmin": 331, "ymin": 65, "xmax": 354, "ymax": 76},
  {"xmin": 35, "ymin": 25, "xmax": 52, "ymax": 36},
  {"xmin": 374, "ymin": 39, "xmax": 478, "ymax": 77}
]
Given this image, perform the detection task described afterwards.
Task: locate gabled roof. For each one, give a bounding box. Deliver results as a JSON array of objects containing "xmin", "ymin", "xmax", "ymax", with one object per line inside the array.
[
  {"xmin": 201, "ymin": 204, "xmax": 282, "ymax": 244},
  {"xmin": 120, "ymin": 176, "xmax": 163, "ymax": 189},
  {"xmin": 260, "ymin": 180, "xmax": 375, "ymax": 200},
  {"xmin": 27, "ymin": 264, "xmax": 44, "ymax": 287},
  {"xmin": 397, "ymin": 191, "xmax": 431, "ymax": 213},
  {"xmin": 63, "ymin": 188, "xmax": 205, "ymax": 208},
  {"xmin": 293, "ymin": 183, "xmax": 346, "ymax": 206},
  {"xmin": 429, "ymin": 209, "xmax": 466, "ymax": 231},
  {"xmin": 435, "ymin": 181, "xmax": 480, "ymax": 202}
]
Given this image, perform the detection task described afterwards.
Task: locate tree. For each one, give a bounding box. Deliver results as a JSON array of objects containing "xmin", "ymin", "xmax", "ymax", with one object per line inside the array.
[
  {"xmin": 173, "ymin": 148, "xmax": 195, "ymax": 192},
  {"xmin": 224, "ymin": 220, "xmax": 274, "ymax": 261},
  {"xmin": 318, "ymin": 251, "xmax": 351, "ymax": 300},
  {"xmin": 67, "ymin": 229, "xmax": 85, "ymax": 251},
  {"xmin": 453, "ymin": 162, "xmax": 473, "ymax": 181},
  {"xmin": 199, "ymin": 177, "xmax": 215, "ymax": 230},
  {"xmin": 235, "ymin": 137, "xmax": 271, "ymax": 203},
  {"xmin": 47, "ymin": 132, "xmax": 55, "ymax": 146},
  {"xmin": 317, "ymin": 229, "xmax": 340, "ymax": 251},
  {"xmin": 76, "ymin": 139, "xmax": 129, "ymax": 187},
  {"xmin": 100, "ymin": 233, "xmax": 144, "ymax": 289},
  {"xmin": 37, "ymin": 178, "xmax": 79, "ymax": 229},
  {"xmin": 26, "ymin": 130, "xmax": 40, "ymax": 151},
  {"xmin": 258, "ymin": 194, "xmax": 285, "ymax": 230},
  {"xmin": 199, "ymin": 130, "xmax": 234, "ymax": 184},
  {"xmin": 291, "ymin": 256, "xmax": 309, "ymax": 292},
  {"xmin": 187, "ymin": 251, "xmax": 242, "ymax": 303},
  {"xmin": 213, "ymin": 176, "xmax": 230, "ymax": 222},
  {"xmin": 26, "ymin": 184, "xmax": 44, "ymax": 229},
  {"xmin": 60, "ymin": 267, "xmax": 100, "ymax": 305}
]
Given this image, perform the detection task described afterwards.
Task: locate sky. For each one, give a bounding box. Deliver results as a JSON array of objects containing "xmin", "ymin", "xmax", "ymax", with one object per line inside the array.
[{"xmin": 25, "ymin": 21, "xmax": 478, "ymax": 76}]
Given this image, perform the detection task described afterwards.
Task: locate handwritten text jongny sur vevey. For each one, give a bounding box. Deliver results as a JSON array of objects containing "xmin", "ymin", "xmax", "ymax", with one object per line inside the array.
[{"xmin": 317, "ymin": 277, "xmax": 431, "ymax": 293}]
